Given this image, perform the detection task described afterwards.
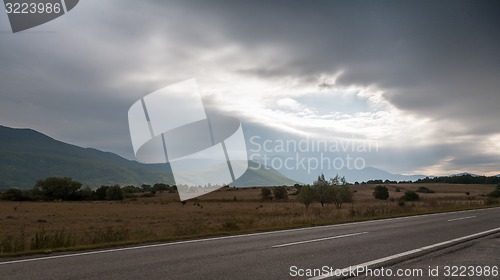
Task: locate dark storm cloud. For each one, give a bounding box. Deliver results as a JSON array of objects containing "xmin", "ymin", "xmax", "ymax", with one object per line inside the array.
[
  {"xmin": 0, "ymin": 0, "xmax": 227, "ymax": 157},
  {"xmin": 179, "ymin": 0, "xmax": 500, "ymax": 134},
  {"xmin": 1, "ymin": 0, "xmax": 499, "ymax": 174}
]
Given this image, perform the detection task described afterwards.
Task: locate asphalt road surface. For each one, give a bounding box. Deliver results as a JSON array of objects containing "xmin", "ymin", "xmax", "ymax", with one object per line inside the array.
[{"xmin": 1, "ymin": 207, "xmax": 499, "ymax": 280}]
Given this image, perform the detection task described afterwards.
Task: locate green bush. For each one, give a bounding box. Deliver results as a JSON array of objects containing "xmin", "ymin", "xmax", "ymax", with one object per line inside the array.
[
  {"xmin": 373, "ymin": 185, "xmax": 389, "ymax": 200},
  {"xmin": 105, "ymin": 185, "xmax": 124, "ymax": 200},
  {"xmin": 260, "ymin": 188, "xmax": 272, "ymax": 201},
  {"xmin": 487, "ymin": 188, "xmax": 500, "ymax": 198},
  {"xmin": 416, "ymin": 186, "xmax": 434, "ymax": 193},
  {"xmin": 401, "ymin": 191, "xmax": 419, "ymax": 201},
  {"xmin": 272, "ymin": 187, "xmax": 288, "ymax": 200}
]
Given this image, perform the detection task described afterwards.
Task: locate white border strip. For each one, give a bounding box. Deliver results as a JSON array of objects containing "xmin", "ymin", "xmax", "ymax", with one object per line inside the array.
[
  {"xmin": 272, "ymin": 232, "xmax": 368, "ymax": 248},
  {"xmin": 447, "ymin": 216, "xmax": 476, "ymax": 222},
  {"xmin": 309, "ymin": 227, "xmax": 500, "ymax": 280}
]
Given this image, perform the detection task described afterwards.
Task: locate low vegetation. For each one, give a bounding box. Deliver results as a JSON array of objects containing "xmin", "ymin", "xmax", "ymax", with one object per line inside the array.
[
  {"xmin": 0, "ymin": 178, "xmax": 498, "ymax": 256},
  {"xmin": 416, "ymin": 186, "xmax": 435, "ymax": 193},
  {"xmin": 1, "ymin": 177, "xmax": 176, "ymax": 202},
  {"xmin": 487, "ymin": 185, "xmax": 500, "ymax": 198}
]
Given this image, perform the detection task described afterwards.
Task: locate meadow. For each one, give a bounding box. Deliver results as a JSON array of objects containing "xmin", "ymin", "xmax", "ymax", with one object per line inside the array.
[{"xmin": 0, "ymin": 183, "xmax": 498, "ymax": 256}]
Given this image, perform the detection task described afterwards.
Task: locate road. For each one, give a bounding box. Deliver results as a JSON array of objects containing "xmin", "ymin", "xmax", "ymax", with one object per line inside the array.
[{"xmin": 1, "ymin": 207, "xmax": 499, "ymax": 280}]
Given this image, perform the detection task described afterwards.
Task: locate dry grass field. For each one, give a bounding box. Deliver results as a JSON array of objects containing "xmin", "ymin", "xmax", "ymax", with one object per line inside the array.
[{"xmin": 0, "ymin": 184, "xmax": 498, "ymax": 256}]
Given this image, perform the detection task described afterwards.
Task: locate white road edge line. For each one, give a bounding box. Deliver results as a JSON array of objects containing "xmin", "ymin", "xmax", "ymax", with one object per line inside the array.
[
  {"xmin": 447, "ymin": 216, "xmax": 476, "ymax": 222},
  {"xmin": 272, "ymin": 232, "xmax": 368, "ymax": 248},
  {"xmin": 0, "ymin": 207, "xmax": 497, "ymax": 266},
  {"xmin": 308, "ymin": 227, "xmax": 500, "ymax": 280}
]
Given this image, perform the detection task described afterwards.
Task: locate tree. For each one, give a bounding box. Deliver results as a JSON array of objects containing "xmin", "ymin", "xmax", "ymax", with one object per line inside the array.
[
  {"xmin": 311, "ymin": 174, "xmax": 353, "ymax": 208},
  {"xmin": 77, "ymin": 187, "xmax": 94, "ymax": 201},
  {"xmin": 313, "ymin": 175, "xmax": 334, "ymax": 206},
  {"xmin": 105, "ymin": 185, "xmax": 124, "ymax": 200},
  {"xmin": 122, "ymin": 185, "xmax": 141, "ymax": 194},
  {"xmin": 141, "ymin": 184, "xmax": 152, "ymax": 192},
  {"xmin": 35, "ymin": 177, "xmax": 82, "ymax": 200},
  {"xmin": 340, "ymin": 176, "xmax": 348, "ymax": 185},
  {"xmin": 95, "ymin": 185, "xmax": 109, "ymax": 200},
  {"xmin": 330, "ymin": 174, "xmax": 340, "ymax": 185},
  {"xmin": 332, "ymin": 186, "xmax": 353, "ymax": 208},
  {"xmin": 297, "ymin": 185, "xmax": 316, "ymax": 209},
  {"xmin": 373, "ymin": 185, "xmax": 389, "ymax": 200},
  {"xmin": 1, "ymin": 188, "xmax": 33, "ymax": 201},
  {"xmin": 272, "ymin": 187, "xmax": 288, "ymax": 200},
  {"xmin": 260, "ymin": 188, "xmax": 272, "ymax": 201},
  {"xmin": 153, "ymin": 183, "xmax": 170, "ymax": 193}
]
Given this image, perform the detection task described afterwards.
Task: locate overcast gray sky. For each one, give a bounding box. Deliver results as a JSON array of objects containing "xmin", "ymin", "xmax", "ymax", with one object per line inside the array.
[{"xmin": 1, "ymin": 0, "xmax": 499, "ymax": 177}]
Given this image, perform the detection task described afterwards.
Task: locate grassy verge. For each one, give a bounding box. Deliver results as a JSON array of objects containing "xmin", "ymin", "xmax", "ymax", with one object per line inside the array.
[{"xmin": 1, "ymin": 195, "xmax": 498, "ymax": 258}]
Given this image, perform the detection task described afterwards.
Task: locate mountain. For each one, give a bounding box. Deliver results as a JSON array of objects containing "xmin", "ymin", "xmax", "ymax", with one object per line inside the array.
[
  {"xmin": 451, "ymin": 172, "xmax": 480, "ymax": 177},
  {"xmin": 233, "ymin": 161, "xmax": 298, "ymax": 186},
  {"xmin": 0, "ymin": 125, "xmax": 297, "ymax": 189},
  {"xmin": 335, "ymin": 167, "xmax": 427, "ymax": 183},
  {"xmin": 0, "ymin": 125, "xmax": 173, "ymax": 189}
]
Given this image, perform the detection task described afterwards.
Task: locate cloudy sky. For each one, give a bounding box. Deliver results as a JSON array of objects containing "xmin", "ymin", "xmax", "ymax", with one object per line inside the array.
[{"xmin": 1, "ymin": 0, "xmax": 499, "ymax": 179}]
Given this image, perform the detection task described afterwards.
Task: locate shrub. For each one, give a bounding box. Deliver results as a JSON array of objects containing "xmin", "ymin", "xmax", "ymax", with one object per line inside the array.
[
  {"xmin": 487, "ymin": 188, "xmax": 500, "ymax": 198},
  {"xmin": 416, "ymin": 186, "xmax": 434, "ymax": 193},
  {"xmin": 484, "ymin": 197, "xmax": 499, "ymax": 205},
  {"xmin": 260, "ymin": 188, "xmax": 272, "ymax": 201},
  {"xmin": 401, "ymin": 191, "xmax": 419, "ymax": 201},
  {"xmin": 373, "ymin": 185, "xmax": 389, "ymax": 200},
  {"xmin": 272, "ymin": 187, "xmax": 288, "ymax": 200}
]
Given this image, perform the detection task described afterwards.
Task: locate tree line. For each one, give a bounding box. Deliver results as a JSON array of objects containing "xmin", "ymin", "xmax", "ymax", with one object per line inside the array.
[
  {"xmin": 414, "ymin": 174, "xmax": 500, "ymax": 184},
  {"xmin": 0, "ymin": 177, "xmax": 176, "ymax": 201},
  {"xmin": 356, "ymin": 174, "xmax": 500, "ymax": 185}
]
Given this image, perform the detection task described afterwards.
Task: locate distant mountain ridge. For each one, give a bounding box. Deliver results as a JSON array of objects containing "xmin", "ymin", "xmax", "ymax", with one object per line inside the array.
[
  {"xmin": 0, "ymin": 125, "xmax": 297, "ymax": 189},
  {"xmin": 278, "ymin": 165, "xmax": 427, "ymax": 184},
  {"xmin": 451, "ymin": 172, "xmax": 480, "ymax": 177}
]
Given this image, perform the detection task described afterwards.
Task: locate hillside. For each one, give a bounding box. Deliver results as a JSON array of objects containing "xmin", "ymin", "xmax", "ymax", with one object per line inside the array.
[{"xmin": 0, "ymin": 125, "xmax": 297, "ymax": 189}]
